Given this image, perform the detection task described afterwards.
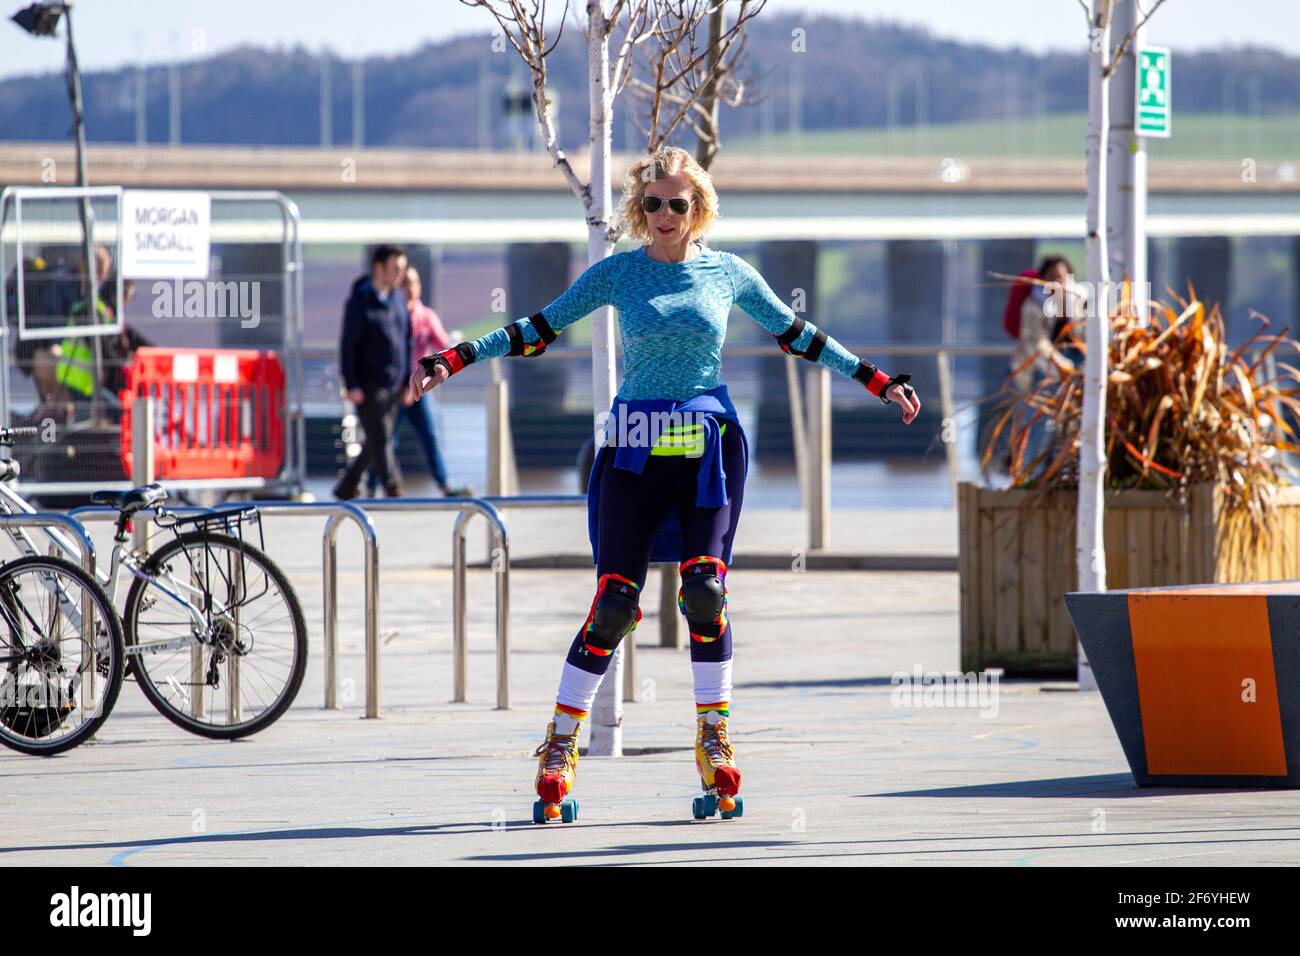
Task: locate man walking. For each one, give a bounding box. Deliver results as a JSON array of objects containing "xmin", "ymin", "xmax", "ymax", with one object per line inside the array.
[{"xmin": 334, "ymin": 244, "xmax": 411, "ymax": 499}]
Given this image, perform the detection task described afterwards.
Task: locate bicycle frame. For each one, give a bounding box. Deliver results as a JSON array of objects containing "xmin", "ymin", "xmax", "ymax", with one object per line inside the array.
[{"xmin": 0, "ymin": 479, "xmax": 222, "ymax": 656}]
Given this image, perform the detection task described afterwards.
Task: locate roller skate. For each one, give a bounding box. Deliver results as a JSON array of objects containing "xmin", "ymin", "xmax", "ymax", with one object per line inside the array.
[
  {"xmin": 532, "ymin": 714, "xmax": 581, "ymax": 824},
  {"xmin": 692, "ymin": 709, "xmax": 743, "ymax": 820}
]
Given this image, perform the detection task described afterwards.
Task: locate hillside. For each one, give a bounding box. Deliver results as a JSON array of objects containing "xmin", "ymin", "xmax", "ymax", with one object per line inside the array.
[{"xmin": 2, "ymin": 13, "xmax": 1298, "ymax": 154}]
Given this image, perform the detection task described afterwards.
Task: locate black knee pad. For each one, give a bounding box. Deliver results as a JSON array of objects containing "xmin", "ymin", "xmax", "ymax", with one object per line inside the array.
[
  {"xmin": 680, "ymin": 574, "xmax": 725, "ymax": 623},
  {"xmin": 678, "ymin": 556, "xmax": 727, "ymax": 633},
  {"xmin": 583, "ymin": 574, "xmax": 642, "ymax": 653}
]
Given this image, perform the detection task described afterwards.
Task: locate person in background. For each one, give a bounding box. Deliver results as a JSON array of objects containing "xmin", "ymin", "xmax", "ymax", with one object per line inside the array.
[
  {"xmin": 1011, "ymin": 254, "xmax": 1077, "ymax": 393},
  {"xmin": 1003, "ymin": 254, "xmax": 1080, "ymax": 474},
  {"xmin": 367, "ymin": 266, "xmax": 472, "ymax": 497},
  {"xmin": 334, "ymin": 244, "xmax": 411, "ymax": 500},
  {"xmin": 45, "ymin": 245, "xmax": 114, "ymax": 410},
  {"xmin": 101, "ymin": 277, "xmax": 151, "ymax": 398},
  {"xmin": 24, "ymin": 244, "xmax": 115, "ymax": 423}
]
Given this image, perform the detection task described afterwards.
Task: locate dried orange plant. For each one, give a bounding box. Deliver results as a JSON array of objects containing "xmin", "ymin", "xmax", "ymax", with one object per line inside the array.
[{"xmin": 981, "ymin": 285, "xmax": 1300, "ymax": 542}]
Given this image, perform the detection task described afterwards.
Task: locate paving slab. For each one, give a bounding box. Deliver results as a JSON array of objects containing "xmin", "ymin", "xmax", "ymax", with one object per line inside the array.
[{"xmin": 2, "ymin": 519, "xmax": 1296, "ymax": 867}]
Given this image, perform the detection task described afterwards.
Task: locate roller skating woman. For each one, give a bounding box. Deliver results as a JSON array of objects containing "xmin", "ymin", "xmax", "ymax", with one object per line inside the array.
[{"xmin": 411, "ymin": 146, "xmax": 921, "ymax": 823}]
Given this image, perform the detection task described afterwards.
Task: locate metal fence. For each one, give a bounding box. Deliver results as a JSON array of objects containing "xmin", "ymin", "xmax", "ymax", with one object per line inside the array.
[{"xmin": 0, "ymin": 186, "xmax": 306, "ymax": 498}]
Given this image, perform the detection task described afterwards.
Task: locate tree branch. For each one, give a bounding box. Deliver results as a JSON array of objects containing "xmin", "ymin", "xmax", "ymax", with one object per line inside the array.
[
  {"xmin": 609, "ymin": 0, "xmax": 652, "ymax": 95},
  {"xmin": 463, "ymin": 0, "xmax": 591, "ymax": 204},
  {"xmin": 1103, "ymin": 0, "xmax": 1167, "ymax": 79}
]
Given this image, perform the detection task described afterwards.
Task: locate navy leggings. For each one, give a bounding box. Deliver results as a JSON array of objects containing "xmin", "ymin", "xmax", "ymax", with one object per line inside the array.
[
  {"xmin": 564, "ymin": 423, "xmax": 747, "ymax": 676},
  {"xmin": 595, "ymin": 422, "xmax": 746, "ymax": 586}
]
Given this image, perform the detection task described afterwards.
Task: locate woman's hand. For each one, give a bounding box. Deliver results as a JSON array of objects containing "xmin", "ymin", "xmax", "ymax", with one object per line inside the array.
[
  {"xmin": 410, "ymin": 362, "xmax": 449, "ymax": 401},
  {"xmin": 887, "ymin": 382, "xmax": 921, "ymax": 425}
]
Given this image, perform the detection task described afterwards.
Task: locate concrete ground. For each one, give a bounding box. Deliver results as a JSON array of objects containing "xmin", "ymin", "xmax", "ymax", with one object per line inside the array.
[{"xmin": 2, "ymin": 508, "xmax": 1297, "ymax": 867}]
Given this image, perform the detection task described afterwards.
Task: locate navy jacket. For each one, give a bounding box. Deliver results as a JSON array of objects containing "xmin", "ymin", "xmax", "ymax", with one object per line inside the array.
[{"xmin": 339, "ymin": 275, "xmax": 411, "ymax": 395}]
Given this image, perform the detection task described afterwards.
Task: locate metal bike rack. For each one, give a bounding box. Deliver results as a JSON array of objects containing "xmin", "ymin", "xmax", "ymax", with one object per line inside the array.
[
  {"xmin": 441, "ymin": 495, "xmax": 647, "ymax": 710},
  {"xmin": 473, "ymin": 495, "xmax": 637, "ymax": 695},
  {"xmin": 467, "ymin": 497, "xmax": 593, "ymax": 708},
  {"xmin": 0, "ymin": 512, "xmax": 97, "ymax": 576},
  {"xmin": 70, "ymin": 501, "xmax": 381, "ymax": 717},
  {"xmin": 353, "ymin": 498, "xmax": 509, "ymax": 708},
  {"xmin": 0, "ymin": 511, "xmax": 101, "ymax": 713}
]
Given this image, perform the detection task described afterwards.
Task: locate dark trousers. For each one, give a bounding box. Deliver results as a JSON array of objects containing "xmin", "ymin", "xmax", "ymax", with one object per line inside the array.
[
  {"xmin": 366, "ymin": 393, "xmax": 449, "ymax": 493},
  {"xmin": 335, "ymin": 390, "xmax": 402, "ymax": 496},
  {"xmin": 592, "ymin": 423, "xmax": 747, "ymax": 586}
]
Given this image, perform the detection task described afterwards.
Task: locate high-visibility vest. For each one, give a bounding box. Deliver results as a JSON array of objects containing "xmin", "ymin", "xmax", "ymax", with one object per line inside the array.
[{"xmin": 55, "ymin": 299, "xmax": 111, "ymax": 398}]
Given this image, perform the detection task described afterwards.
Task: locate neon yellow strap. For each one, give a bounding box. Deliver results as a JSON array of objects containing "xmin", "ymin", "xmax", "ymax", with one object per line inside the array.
[{"xmin": 649, "ymin": 421, "xmax": 727, "ymax": 457}]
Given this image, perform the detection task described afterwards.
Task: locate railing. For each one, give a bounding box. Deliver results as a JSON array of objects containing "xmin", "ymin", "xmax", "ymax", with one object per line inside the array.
[
  {"xmin": 474, "ymin": 342, "xmax": 1016, "ymax": 549},
  {"xmin": 306, "ymin": 340, "xmax": 1018, "ymax": 548},
  {"xmin": 349, "ymin": 498, "xmax": 509, "ymax": 708},
  {"xmin": 0, "ymin": 512, "xmax": 97, "ymax": 577},
  {"xmin": 70, "ymin": 500, "xmax": 381, "ymax": 715}
]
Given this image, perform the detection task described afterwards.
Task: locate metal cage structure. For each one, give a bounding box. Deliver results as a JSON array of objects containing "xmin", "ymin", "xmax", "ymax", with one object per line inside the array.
[{"xmin": 0, "ymin": 186, "xmax": 306, "ymax": 499}]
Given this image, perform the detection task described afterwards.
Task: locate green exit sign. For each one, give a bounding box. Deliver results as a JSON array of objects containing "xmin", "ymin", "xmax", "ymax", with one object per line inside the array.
[{"xmin": 1136, "ymin": 47, "xmax": 1172, "ymax": 138}]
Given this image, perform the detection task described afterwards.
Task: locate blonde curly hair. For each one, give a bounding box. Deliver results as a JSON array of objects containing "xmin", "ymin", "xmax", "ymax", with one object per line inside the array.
[{"xmin": 617, "ymin": 146, "xmax": 719, "ymax": 246}]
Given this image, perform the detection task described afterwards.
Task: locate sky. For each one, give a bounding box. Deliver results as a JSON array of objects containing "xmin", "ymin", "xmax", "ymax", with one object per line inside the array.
[{"xmin": 1, "ymin": 0, "xmax": 1297, "ymax": 81}]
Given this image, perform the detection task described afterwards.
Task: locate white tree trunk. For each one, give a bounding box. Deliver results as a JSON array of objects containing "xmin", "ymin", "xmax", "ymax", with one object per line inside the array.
[
  {"xmin": 1106, "ymin": 0, "xmax": 1149, "ymax": 319},
  {"xmin": 586, "ymin": 0, "xmax": 623, "ymax": 757},
  {"xmin": 1077, "ymin": 0, "xmax": 1113, "ymax": 692}
]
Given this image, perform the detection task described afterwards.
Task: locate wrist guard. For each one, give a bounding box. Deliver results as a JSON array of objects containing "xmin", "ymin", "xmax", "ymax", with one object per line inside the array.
[
  {"xmin": 505, "ymin": 312, "xmax": 559, "ymax": 357},
  {"xmin": 853, "ymin": 362, "xmax": 913, "ymax": 406},
  {"xmin": 420, "ymin": 342, "xmax": 476, "ymax": 380},
  {"xmin": 773, "ymin": 316, "xmax": 826, "ymax": 363}
]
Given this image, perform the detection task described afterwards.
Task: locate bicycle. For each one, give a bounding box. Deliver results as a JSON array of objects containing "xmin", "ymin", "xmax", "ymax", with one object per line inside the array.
[
  {"xmin": 0, "ymin": 428, "xmax": 124, "ymax": 754},
  {"xmin": 0, "ymin": 427, "xmax": 308, "ymax": 750}
]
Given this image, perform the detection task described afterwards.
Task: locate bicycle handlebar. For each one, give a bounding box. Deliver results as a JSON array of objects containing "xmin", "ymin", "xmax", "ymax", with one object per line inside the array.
[{"xmin": 0, "ymin": 427, "xmax": 38, "ymax": 447}]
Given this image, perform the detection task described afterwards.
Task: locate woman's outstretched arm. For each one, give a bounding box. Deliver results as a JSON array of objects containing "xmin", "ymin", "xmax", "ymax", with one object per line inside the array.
[
  {"xmin": 720, "ymin": 251, "xmax": 921, "ymax": 423},
  {"xmin": 412, "ymin": 253, "xmax": 624, "ymax": 396}
]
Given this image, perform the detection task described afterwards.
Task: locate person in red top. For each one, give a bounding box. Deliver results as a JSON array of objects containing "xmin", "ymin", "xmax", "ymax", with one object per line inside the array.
[{"xmin": 367, "ymin": 266, "xmax": 472, "ymax": 497}]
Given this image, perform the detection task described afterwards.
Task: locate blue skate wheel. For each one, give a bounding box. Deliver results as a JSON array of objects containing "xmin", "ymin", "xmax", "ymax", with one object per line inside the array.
[
  {"xmin": 561, "ymin": 798, "xmax": 579, "ymax": 823},
  {"xmin": 720, "ymin": 795, "xmax": 744, "ymax": 819},
  {"xmin": 532, "ymin": 800, "xmax": 547, "ymax": 824},
  {"xmin": 692, "ymin": 796, "xmax": 708, "ymax": 820}
]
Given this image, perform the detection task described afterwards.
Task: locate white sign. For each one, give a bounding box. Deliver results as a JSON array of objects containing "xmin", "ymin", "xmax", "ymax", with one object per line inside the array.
[{"xmin": 121, "ymin": 190, "xmax": 211, "ymax": 279}]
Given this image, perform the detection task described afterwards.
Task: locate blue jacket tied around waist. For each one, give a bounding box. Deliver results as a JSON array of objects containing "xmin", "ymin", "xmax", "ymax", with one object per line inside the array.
[{"xmin": 586, "ymin": 385, "xmax": 748, "ymax": 565}]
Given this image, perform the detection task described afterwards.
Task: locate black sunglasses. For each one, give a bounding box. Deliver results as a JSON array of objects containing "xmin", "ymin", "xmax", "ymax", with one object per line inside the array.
[{"xmin": 642, "ymin": 195, "xmax": 691, "ymax": 216}]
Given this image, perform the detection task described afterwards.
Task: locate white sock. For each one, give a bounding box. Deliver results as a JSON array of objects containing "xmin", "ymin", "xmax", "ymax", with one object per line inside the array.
[
  {"xmin": 553, "ymin": 712, "xmax": 581, "ymax": 735},
  {"xmin": 555, "ymin": 662, "xmax": 603, "ymax": 715},
  {"xmin": 691, "ymin": 660, "xmax": 733, "ymax": 706}
]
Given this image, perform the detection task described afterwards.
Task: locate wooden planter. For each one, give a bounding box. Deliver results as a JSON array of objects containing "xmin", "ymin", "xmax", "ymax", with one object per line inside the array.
[{"xmin": 958, "ymin": 481, "xmax": 1300, "ymax": 676}]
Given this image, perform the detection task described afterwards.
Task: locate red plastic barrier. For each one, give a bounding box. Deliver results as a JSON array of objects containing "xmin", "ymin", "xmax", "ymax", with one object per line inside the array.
[{"xmin": 120, "ymin": 347, "xmax": 286, "ymax": 480}]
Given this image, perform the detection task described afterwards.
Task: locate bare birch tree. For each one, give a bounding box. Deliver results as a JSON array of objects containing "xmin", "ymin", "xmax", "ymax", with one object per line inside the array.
[
  {"xmin": 461, "ymin": 0, "xmax": 653, "ymax": 756},
  {"xmin": 1076, "ymin": 0, "xmax": 1167, "ymax": 691},
  {"xmin": 619, "ymin": 0, "xmax": 764, "ymax": 170}
]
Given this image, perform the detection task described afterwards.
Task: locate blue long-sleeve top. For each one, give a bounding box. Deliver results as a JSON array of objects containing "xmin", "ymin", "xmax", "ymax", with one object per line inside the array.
[
  {"xmin": 461, "ymin": 245, "xmax": 873, "ymax": 565},
  {"xmin": 466, "ymin": 245, "xmax": 863, "ymax": 401}
]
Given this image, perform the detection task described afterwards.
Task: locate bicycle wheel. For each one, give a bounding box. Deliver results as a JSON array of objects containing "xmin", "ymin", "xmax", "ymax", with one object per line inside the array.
[
  {"xmin": 0, "ymin": 555, "xmax": 125, "ymax": 756},
  {"xmin": 123, "ymin": 531, "xmax": 307, "ymax": 739}
]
